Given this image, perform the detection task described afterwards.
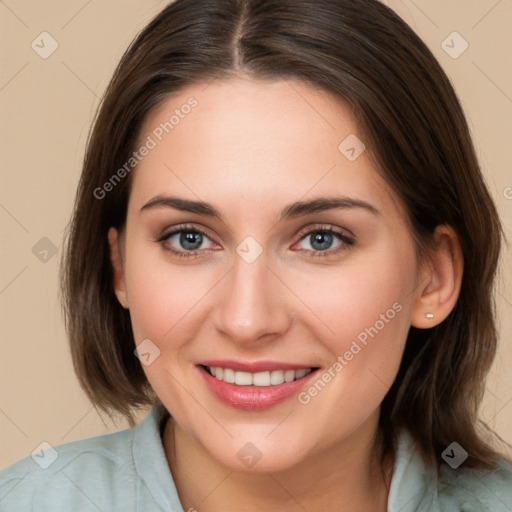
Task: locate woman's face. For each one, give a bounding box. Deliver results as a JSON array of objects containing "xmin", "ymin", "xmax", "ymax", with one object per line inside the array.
[{"xmin": 111, "ymin": 77, "xmax": 426, "ymax": 472}]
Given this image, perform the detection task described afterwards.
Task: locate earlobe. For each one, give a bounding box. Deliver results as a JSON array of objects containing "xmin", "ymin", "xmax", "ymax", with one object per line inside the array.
[
  {"xmin": 411, "ymin": 225, "xmax": 463, "ymax": 329},
  {"xmin": 107, "ymin": 227, "xmax": 129, "ymax": 309}
]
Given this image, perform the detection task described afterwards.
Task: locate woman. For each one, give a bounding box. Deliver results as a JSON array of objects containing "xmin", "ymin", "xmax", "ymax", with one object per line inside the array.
[{"xmin": 1, "ymin": 0, "xmax": 511, "ymax": 510}]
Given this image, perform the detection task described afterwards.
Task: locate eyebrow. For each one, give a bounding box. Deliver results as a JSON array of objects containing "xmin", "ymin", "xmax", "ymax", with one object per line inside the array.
[{"xmin": 140, "ymin": 195, "xmax": 380, "ymax": 219}]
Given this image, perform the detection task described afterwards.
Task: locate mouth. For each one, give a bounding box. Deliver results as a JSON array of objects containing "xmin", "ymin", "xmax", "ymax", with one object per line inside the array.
[
  {"xmin": 202, "ymin": 365, "xmax": 313, "ymax": 386},
  {"xmin": 197, "ymin": 362, "xmax": 319, "ymax": 410}
]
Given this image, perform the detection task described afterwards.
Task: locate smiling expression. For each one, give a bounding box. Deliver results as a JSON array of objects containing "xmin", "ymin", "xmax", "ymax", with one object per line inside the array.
[{"xmin": 109, "ymin": 77, "xmax": 426, "ymax": 472}]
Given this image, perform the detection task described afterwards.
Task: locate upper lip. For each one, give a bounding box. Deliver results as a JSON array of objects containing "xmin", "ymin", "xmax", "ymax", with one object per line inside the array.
[{"xmin": 198, "ymin": 360, "xmax": 317, "ymax": 373}]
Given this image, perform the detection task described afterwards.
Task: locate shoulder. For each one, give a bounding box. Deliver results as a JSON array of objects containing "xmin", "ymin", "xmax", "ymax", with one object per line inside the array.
[
  {"xmin": 437, "ymin": 457, "xmax": 512, "ymax": 512},
  {"xmin": 0, "ymin": 425, "xmax": 136, "ymax": 510},
  {"xmin": 389, "ymin": 430, "xmax": 512, "ymax": 512},
  {"xmin": 0, "ymin": 405, "xmax": 172, "ymax": 512}
]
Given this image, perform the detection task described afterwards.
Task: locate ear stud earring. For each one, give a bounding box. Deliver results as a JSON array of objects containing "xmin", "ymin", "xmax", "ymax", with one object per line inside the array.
[{"xmin": 425, "ymin": 313, "xmax": 434, "ymax": 319}]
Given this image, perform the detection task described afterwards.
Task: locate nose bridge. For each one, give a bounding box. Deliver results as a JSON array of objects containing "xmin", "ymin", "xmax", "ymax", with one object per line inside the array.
[{"xmin": 213, "ymin": 250, "xmax": 288, "ymax": 342}]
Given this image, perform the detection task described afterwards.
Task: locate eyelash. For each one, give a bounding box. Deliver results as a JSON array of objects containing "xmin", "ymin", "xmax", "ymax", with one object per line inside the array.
[
  {"xmin": 156, "ymin": 223, "xmax": 355, "ymax": 259},
  {"xmin": 156, "ymin": 224, "xmax": 215, "ymax": 260}
]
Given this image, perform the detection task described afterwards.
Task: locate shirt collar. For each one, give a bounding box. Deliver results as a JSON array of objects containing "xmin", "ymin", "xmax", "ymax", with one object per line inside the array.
[
  {"xmin": 133, "ymin": 404, "xmax": 440, "ymax": 512},
  {"xmin": 132, "ymin": 401, "xmax": 184, "ymax": 511},
  {"xmin": 387, "ymin": 429, "xmax": 440, "ymax": 511}
]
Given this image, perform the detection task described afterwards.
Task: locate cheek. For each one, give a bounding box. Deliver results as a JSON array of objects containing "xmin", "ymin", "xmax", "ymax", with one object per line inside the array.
[
  {"xmin": 123, "ymin": 241, "xmax": 213, "ymax": 344},
  {"xmin": 122, "ymin": 243, "xmax": 215, "ymax": 415},
  {"xmin": 290, "ymin": 248, "xmax": 415, "ymax": 441},
  {"xmin": 291, "ymin": 233, "xmax": 417, "ymax": 401},
  {"xmin": 297, "ymin": 240, "xmax": 416, "ymax": 346}
]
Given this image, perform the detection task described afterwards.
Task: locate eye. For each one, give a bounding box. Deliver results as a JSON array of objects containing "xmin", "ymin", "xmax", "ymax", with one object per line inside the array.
[
  {"xmin": 157, "ymin": 224, "xmax": 219, "ymax": 258},
  {"xmin": 293, "ymin": 227, "xmax": 354, "ymax": 257},
  {"xmin": 156, "ymin": 224, "xmax": 354, "ymax": 259}
]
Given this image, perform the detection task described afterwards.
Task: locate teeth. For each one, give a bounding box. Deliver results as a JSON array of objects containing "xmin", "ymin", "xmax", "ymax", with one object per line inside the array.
[
  {"xmin": 234, "ymin": 371, "xmax": 253, "ymax": 385},
  {"xmin": 223, "ymin": 368, "xmax": 235, "ymax": 384},
  {"xmin": 206, "ymin": 367, "xmax": 312, "ymax": 386},
  {"xmin": 295, "ymin": 369, "xmax": 308, "ymax": 379},
  {"xmin": 253, "ymin": 371, "xmax": 271, "ymax": 386},
  {"xmin": 284, "ymin": 370, "xmax": 295, "ymax": 382},
  {"xmin": 270, "ymin": 370, "xmax": 285, "ymax": 385}
]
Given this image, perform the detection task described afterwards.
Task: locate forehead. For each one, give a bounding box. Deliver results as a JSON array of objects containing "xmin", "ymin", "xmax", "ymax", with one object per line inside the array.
[{"xmin": 129, "ymin": 77, "xmax": 405, "ymax": 223}]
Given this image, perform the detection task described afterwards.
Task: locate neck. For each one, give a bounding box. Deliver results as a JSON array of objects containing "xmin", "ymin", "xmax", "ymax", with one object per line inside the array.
[{"xmin": 163, "ymin": 412, "xmax": 393, "ymax": 512}]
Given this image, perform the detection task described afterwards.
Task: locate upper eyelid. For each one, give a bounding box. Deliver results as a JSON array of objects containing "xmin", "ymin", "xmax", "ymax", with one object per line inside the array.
[
  {"xmin": 294, "ymin": 228, "xmax": 354, "ymax": 251},
  {"xmin": 158, "ymin": 225, "xmax": 222, "ymax": 253},
  {"xmin": 159, "ymin": 223, "xmax": 352, "ymax": 238},
  {"xmin": 294, "ymin": 223, "xmax": 355, "ymax": 240},
  {"xmin": 159, "ymin": 224, "xmax": 354, "ymax": 250},
  {"xmin": 159, "ymin": 223, "xmax": 214, "ymax": 240}
]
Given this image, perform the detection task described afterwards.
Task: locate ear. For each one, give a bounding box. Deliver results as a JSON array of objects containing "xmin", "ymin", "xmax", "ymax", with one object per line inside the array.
[
  {"xmin": 411, "ymin": 225, "xmax": 463, "ymax": 329},
  {"xmin": 108, "ymin": 227, "xmax": 129, "ymax": 309}
]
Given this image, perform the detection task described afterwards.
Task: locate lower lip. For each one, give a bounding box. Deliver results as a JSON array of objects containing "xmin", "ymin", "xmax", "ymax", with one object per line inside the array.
[{"xmin": 198, "ymin": 366, "xmax": 318, "ymax": 410}]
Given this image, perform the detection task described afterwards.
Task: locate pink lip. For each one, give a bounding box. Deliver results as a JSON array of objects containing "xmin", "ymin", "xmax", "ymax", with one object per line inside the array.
[
  {"xmin": 199, "ymin": 359, "xmax": 314, "ymax": 373},
  {"xmin": 197, "ymin": 363, "xmax": 318, "ymax": 411}
]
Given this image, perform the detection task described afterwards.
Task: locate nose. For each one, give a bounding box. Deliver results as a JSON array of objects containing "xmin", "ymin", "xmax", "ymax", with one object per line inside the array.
[{"xmin": 212, "ymin": 252, "xmax": 291, "ymax": 345}]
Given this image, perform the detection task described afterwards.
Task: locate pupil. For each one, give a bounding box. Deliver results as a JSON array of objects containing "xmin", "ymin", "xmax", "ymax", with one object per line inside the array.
[
  {"xmin": 311, "ymin": 232, "xmax": 332, "ymax": 251},
  {"xmin": 181, "ymin": 232, "xmax": 202, "ymax": 250}
]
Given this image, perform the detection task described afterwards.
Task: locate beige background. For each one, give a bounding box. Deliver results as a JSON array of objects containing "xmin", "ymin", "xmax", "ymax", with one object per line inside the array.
[{"xmin": 0, "ymin": 0, "xmax": 511, "ymax": 468}]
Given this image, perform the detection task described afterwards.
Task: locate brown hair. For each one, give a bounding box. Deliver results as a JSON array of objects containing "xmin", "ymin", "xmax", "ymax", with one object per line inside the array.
[{"xmin": 60, "ymin": 0, "xmax": 505, "ymax": 470}]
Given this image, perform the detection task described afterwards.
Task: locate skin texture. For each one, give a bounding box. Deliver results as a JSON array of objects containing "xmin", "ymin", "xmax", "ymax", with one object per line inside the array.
[{"xmin": 108, "ymin": 77, "xmax": 463, "ymax": 511}]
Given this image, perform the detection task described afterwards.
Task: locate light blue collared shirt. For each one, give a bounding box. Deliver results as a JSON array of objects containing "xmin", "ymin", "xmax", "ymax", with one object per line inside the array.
[{"xmin": 1, "ymin": 403, "xmax": 511, "ymax": 511}]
